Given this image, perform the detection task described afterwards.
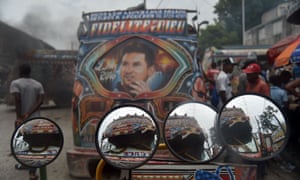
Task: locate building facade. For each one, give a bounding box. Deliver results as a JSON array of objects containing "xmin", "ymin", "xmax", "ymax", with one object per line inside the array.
[{"xmin": 245, "ymin": 1, "xmax": 300, "ymax": 46}]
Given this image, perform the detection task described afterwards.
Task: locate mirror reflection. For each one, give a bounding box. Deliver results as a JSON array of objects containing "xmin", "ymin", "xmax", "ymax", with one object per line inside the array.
[
  {"xmin": 96, "ymin": 106, "xmax": 159, "ymax": 169},
  {"xmin": 11, "ymin": 118, "xmax": 63, "ymax": 168},
  {"xmin": 164, "ymin": 102, "xmax": 223, "ymax": 163},
  {"xmin": 218, "ymin": 94, "xmax": 288, "ymax": 161}
]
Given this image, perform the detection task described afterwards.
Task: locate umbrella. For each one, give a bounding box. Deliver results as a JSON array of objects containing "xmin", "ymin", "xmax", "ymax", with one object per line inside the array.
[
  {"xmin": 273, "ymin": 37, "xmax": 300, "ymax": 67},
  {"xmin": 267, "ymin": 34, "xmax": 300, "ymax": 65}
]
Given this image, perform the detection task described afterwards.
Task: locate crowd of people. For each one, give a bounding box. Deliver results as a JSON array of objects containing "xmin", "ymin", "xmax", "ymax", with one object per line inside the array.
[
  {"xmin": 205, "ymin": 55, "xmax": 300, "ymax": 175},
  {"xmin": 210, "ymin": 56, "xmax": 300, "ymax": 144}
]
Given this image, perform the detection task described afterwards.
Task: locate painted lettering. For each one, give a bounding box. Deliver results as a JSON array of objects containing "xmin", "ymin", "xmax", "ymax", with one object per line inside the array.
[{"xmin": 89, "ymin": 20, "xmax": 186, "ymax": 37}]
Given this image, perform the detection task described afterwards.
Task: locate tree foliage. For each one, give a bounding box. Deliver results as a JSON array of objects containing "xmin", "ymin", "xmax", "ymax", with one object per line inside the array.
[
  {"xmin": 259, "ymin": 105, "xmax": 279, "ymax": 132},
  {"xmin": 198, "ymin": 22, "xmax": 239, "ymax": 52}
]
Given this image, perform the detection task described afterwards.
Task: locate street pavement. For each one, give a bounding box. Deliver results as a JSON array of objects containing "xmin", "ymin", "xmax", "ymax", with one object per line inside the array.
[
  {"xmin": 0, "ymin": 104, "xmax": 78, "ymax": 180},
  {"xmin": 0, "ymin": 103, "xmax": 300, "ymax": 180}
]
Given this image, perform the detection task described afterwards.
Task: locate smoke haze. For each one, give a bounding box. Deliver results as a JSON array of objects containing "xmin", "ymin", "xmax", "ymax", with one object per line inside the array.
[
  {"xmin": 17, "ymin": 5, "xmax": 79, "ymax": 50},
  {"xmin": 0, "ymin": 0, "xmax": 217, "ymax": 50}
]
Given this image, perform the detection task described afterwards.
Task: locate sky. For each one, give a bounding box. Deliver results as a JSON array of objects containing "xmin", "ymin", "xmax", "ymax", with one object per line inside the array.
[{"xmin": 0, "ymin": 0, "xmax": 218, "ymax": 50}]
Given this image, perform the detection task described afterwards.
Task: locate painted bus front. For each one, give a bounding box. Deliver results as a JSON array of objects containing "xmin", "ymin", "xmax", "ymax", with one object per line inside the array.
[{"xmin": 66, "ymin": 8, "xmax": 207, "ymax": 178}]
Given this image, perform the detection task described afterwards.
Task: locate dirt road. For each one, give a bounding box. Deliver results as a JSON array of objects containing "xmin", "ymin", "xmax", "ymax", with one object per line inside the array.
[{"xmin": 0, "ymin": 104, "xmax": 78, "ymax": 180}]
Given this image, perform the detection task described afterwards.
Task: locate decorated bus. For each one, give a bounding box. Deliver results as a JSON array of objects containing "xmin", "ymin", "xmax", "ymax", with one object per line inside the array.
[
  {"xmin": 67, "ymin": 8, "xmax": 208, "ymax": 178},
  {"xmin": 65, "ymin": 7, "xmax": 290, "ymax": 180}
]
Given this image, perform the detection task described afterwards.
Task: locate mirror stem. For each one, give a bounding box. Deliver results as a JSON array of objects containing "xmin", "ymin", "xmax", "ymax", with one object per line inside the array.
[{"xmin": 40, "ymin": 166, "xmax": 47, "ymax": 180}]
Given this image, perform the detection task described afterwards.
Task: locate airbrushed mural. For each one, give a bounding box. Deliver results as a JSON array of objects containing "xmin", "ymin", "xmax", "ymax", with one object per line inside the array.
[
  {"xmin": 82, "ymin": 36, "xmax": 186, "ymax": 99},
  {"xmin": 67, "ymin": 9, "xmax": 207, "ymax": 178}
]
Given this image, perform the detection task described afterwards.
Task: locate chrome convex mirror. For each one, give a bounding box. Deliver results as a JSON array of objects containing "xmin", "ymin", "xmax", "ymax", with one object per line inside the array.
[
  {"xmin": 95, "ymin": 105, "xmax": 159, "ymax": 169},
  {"xmin": 217, "ymin": 93, "xmax": 289, "ymax": 161},
  {"xmin": 163, "ymin": 102, "xmax": 223, "ymax": 163},
  {"xmin": 11, "ymin": 117, "xmax": 64, "ymax": 168}
]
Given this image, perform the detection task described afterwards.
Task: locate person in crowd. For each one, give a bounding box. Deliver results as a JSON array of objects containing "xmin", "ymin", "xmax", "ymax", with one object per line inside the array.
[
  {"xmin": 237, "ymin": 53, "xmax": 258, "ymax": 94},
  {"xmin": 280, "ymin": 70, "xmax": 292, "ymax": 88},
  {"xmin": 10, "ymin": 63, "xmax": 45, "ymax": 180},
  {"xmin": 241, "ymin": 63, "xmax": 270, "ymax": 178},
  {"xmin": 285, "ymin": 77, "xmax": 300, "ymax": 99},
  {"xmin": 207, "ymin": 62, "xmax": 220, "ymax": 86},
  {"xmin": 269, "ymin": 74, "xmax": 289, "ymax": 111},
  {"xmin": 292, "ymin": 63, "xmax": 300, "ymax": 78},
  {"xmin": 268, "ymin": 74, "xmax": 296, "ymax": 173},
  {"xmin": 242, "ymin": 63, "xmax": 270, "ymax": 97},
  {"xmin": 206, "ymin": 62, "xmax": 220, "ymax": 107},
  {"xmin": 191, "ymin": 72, "xmax": 208, "ymax": 102},
  {"xmin": 284, "ymin": 76, "xmax": 300, "ymax": 147},
  {"xmin": 215, "ymin": 57, "xmax": 237, "ymax": 110}
]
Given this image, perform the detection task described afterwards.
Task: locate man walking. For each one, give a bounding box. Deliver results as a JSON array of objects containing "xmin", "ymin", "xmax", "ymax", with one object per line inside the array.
[{"xmin": 10, "ymin": 63, "xmax": 45, "ymax": 180}]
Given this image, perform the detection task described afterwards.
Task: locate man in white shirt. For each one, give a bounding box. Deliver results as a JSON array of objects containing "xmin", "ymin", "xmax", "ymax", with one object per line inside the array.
[{"xmin": 216, "ymin": 57, "xmax": 237, "ymax": 110}]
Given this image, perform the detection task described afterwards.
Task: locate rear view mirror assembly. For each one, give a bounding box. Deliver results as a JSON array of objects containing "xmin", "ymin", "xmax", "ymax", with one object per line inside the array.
[
  {"xmin": 217, "ymin": 93, "xmax": 289, "ymax": 161},
  {"xmin": 11, "ymin": 117, "xmax": 64, "ymax": 168}
]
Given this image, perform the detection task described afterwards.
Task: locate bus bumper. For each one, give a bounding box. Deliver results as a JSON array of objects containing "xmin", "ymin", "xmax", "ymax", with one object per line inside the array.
[{"xmin": 66, "ymin": 148, "xmax": 100, "ymax": 178}]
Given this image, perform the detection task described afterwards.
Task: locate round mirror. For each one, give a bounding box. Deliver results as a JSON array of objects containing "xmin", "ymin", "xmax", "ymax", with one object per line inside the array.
[
  {"xmin": 10, "ymin": 117, "xmax": 64, "ymax": 168},
  {"xmin": 163, "ymin": 102, "xmax": 223, "ymax": 163},
  {"xmin": 95, "ymin": 105, "xmax": 159, "ymax": 169},
  {"xmin": 217, "ymin": 93, "xmax": 289, "ymax": 161}
]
